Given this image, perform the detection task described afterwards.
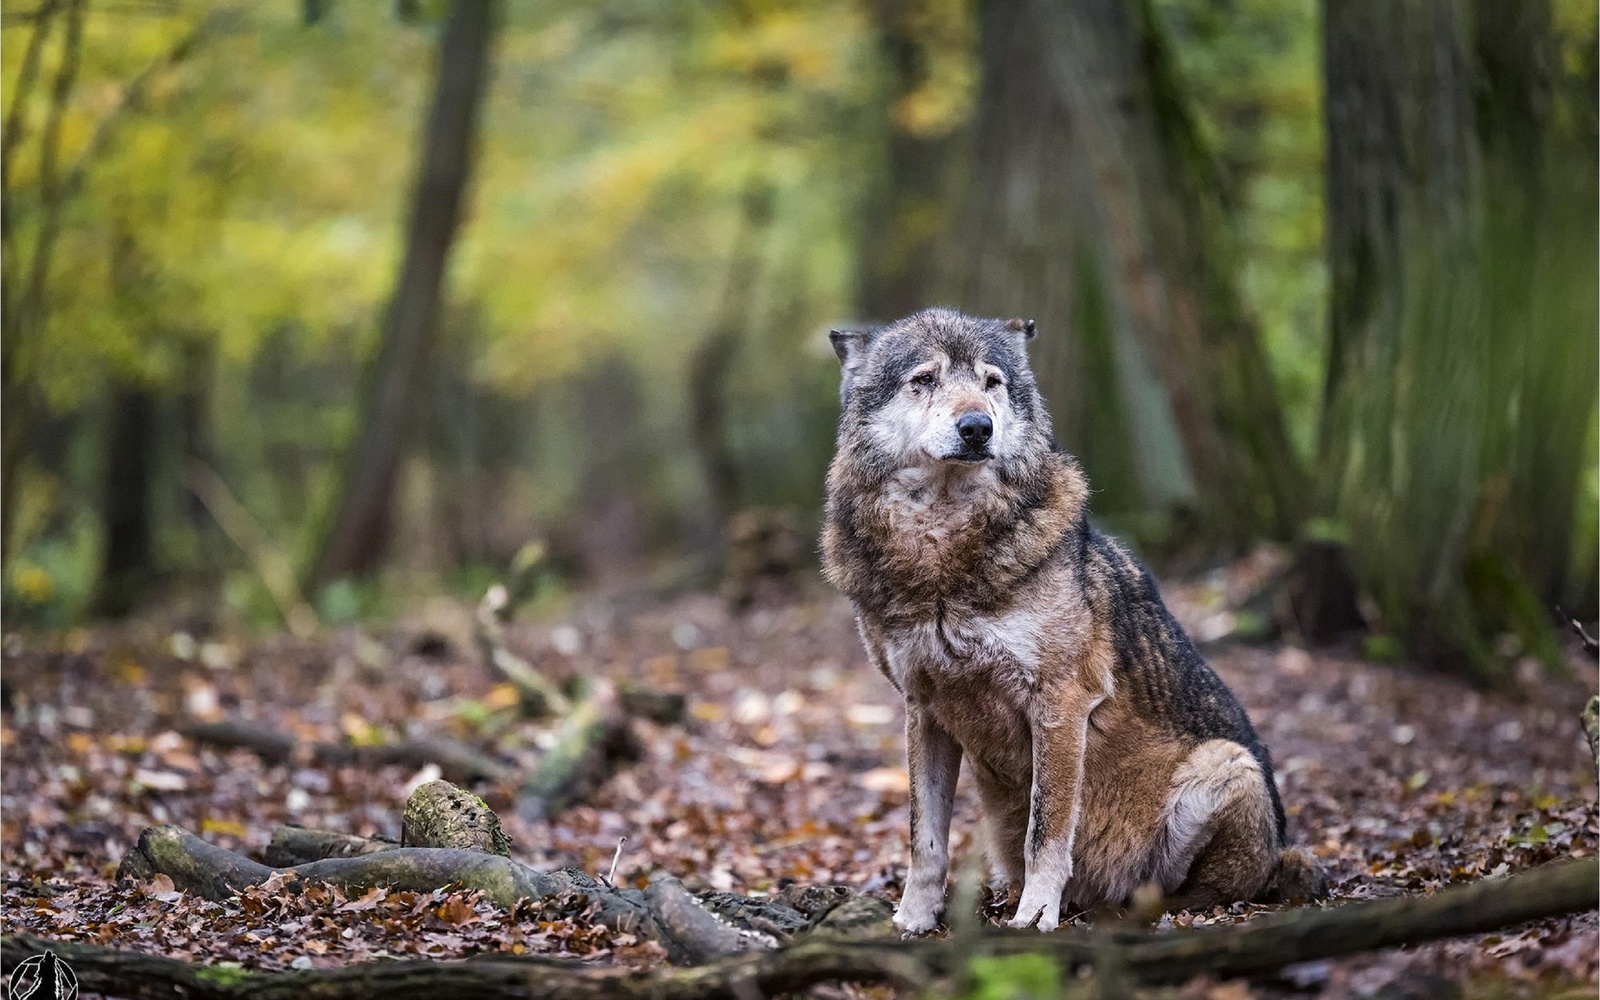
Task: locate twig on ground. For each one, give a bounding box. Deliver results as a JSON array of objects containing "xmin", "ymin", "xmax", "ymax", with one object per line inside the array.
[
  {"xmin": 606, "ymin": 837, "xmax": 628, "ymax": 887},
  {"xmin": 474, "ymin": 544, "xmax": 571, "ymax": 717}
]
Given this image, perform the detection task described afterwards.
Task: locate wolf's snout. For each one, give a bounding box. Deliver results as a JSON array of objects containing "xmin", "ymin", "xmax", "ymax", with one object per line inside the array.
[{"xmin": 957, "ymin": 411, "xmax": 993, "ymax": 448}]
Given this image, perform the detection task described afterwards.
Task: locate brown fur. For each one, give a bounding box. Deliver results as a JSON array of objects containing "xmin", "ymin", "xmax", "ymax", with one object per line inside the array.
[{"xmin": 822, "ymin": 308, "xmax": 1323, "ymax": 933}]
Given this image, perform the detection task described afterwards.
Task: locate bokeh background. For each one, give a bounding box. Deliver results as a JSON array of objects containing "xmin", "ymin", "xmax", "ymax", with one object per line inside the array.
[{"xmin": 3, "ymin": 0, "xmax": 1596, "ymax": 679}]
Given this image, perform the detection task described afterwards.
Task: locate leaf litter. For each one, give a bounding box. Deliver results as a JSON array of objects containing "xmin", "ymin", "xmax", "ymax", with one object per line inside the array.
[{"xmin": 1, "ymin": 577, "xmax": 1595, "ymax": 997}]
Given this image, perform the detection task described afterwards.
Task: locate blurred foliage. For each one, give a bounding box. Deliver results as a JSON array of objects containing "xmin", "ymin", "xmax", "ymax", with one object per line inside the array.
[
  {"xmin": 1153, "ymin": 0, "xmax": 1326, "ymax": 458},
  {"xmin": 957, "ymin": 953, "xmax": 1062, "ymax": 1000},
  {"xmin": 1, "ymin": 0, "xmax": 1594, "ymax": 681},
  {"xmin": 2, "ymin": 0, "xmax": 876, "ymax": 624},
  {"xmin": 1315, "ymin": 0, "xmax": 1599, "ymax": 677}
]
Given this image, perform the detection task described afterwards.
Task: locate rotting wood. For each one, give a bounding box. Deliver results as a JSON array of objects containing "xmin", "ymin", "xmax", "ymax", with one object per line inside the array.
[
  {"xmin": 261, "ymin": 827, "xmax": 399, "ymax": 868},
  {"xmin": 402, "ymin": 779, "xmax": 512, "ymax": 856}
]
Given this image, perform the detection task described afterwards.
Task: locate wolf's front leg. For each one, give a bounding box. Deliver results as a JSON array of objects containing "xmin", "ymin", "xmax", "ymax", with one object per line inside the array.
[
  {"xmin": 1011, "ymin": 691, "xmax": 1103, "ymax": 932},
  {"xmin": 895, "ymin": 703, "xmax": 962, "ymax": 935}
]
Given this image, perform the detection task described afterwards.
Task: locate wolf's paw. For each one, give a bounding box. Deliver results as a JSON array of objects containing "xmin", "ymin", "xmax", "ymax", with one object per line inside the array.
[
  {"xmin": 1007, "ymin": 885, "xmax": 1062, "ymax": 933},
  {"xmin": 892, "ymin": 902, "xmax": 942, "ymax": 936}
]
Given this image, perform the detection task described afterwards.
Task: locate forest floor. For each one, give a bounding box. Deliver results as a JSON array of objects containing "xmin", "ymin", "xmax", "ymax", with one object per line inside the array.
[{"xmin": 2, "ymin": 564, "xmax": 1596, "ymax": 999}]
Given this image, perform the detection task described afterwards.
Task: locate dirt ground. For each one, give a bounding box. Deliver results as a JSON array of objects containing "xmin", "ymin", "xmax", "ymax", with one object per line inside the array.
[{"xmin": 2, "ymin": 573, "xmax": 1596, "ymax": 998}]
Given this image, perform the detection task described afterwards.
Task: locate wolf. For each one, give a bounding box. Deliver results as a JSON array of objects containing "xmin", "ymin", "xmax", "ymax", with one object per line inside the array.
[{"xmin": 821, "ymin": 308, "xmax": 1325, "ymax": 934}]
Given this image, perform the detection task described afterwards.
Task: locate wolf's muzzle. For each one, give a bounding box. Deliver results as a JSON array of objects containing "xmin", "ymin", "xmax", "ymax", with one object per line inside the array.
[{"xmin": 957, "ymin": 411, "xmax": 993, "ymax": 449}]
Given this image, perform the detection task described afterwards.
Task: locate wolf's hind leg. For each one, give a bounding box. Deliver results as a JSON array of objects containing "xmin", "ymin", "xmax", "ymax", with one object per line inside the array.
[
  {"xmin": 975, "ymin": 774, "xmax": 1029, "ymax": 897},
  {"xmin": 1152, "ymin": 739, "xmax": 1277, "ymax": 912}
]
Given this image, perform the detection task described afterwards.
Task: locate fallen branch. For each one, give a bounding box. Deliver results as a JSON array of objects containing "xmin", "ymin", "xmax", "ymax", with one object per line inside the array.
[
  {"xmin": 617, "ymin": 683, "xmax": 688, "ymax": 726},
  {"xmin": 1583, "ymin": 696, "xmax": 1599, "ymax": 771},
  {"xmin": 260, "ymin": 827, "xmax": 398, "ymax": 868},
  {"xmin": 1570, "ymin": 616, "xmax": 1599, "ymax": 657},
  {"xmin": 515, "ymin": 678, "xmax": 639, "ymax": 823},
  {"xmin": 178, "ymin": 719, "xmax": 515, "ymax": 786},
  {"xmin": 264, "ymin": 780, "xmax": 512, "ymax": 866},
  {"xmin": 9, "ymin": 857, "xmax": 1596, "ymax": 999},
  {"xmin": 474, "ymin": 544, "xmax": 570, "ymax": 718}
]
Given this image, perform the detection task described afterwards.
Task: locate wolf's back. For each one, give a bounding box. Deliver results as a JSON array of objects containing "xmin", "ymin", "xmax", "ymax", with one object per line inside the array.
[{"xmin": 1079, "ymin": 522, "xmax": 1288, "ymax": 841}]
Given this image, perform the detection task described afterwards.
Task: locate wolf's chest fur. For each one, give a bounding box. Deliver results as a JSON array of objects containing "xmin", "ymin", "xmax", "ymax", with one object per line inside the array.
[{"xmin": 872, "ymin": 605, "xmax": 1060, "ymax": 778}]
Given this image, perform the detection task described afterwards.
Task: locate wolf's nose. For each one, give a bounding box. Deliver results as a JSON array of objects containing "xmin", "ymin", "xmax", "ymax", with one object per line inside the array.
[{"xmin": 957, "ymin": 411, "xmax": 993, "ymax": 447}]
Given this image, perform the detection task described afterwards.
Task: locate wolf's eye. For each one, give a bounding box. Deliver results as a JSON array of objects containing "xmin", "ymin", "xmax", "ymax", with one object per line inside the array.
[
  {"xmin": 910, "ymin": 372, "xmax": 936, "ymax": 388},
  {"xmin": 986, "ymin": 374, "xmax": 1003, "ymax": 390}
]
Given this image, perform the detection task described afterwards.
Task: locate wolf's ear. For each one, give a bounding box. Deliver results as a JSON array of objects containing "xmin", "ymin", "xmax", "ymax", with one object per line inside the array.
[
  {"xmin": 1005, "ymin": 317, "xmax": 1037, "ymax": 340},
  {"xmin": 829, "ymin": 328, "xmax": 873, "ymax": 366}
]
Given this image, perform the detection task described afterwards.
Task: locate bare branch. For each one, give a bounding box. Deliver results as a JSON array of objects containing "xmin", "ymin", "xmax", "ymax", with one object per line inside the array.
[
  {"xmin": 188, "ymin": 460, "xmax": 318, "ymax": 638},
  {"xmin": 0, "ymin": 0, "xmax": 61, "ymax": 198},
  {"xmin": 12, "ymin": 0, "xmax": 85, "ymax": 342}
]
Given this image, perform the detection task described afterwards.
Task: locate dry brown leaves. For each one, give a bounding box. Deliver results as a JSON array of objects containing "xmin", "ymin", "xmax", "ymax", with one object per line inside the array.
[{"xmin": 2, "ymin": 573, "xmax": 1596, "ymax": 997}]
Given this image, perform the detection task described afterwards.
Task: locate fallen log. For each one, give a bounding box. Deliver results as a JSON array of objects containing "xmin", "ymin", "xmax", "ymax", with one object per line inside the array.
[
  {"xmin": 8, "ymin": 857, "xmax": 1596, "ymax": 1000},
  {"xmin": 264, "ymin": 780, "xmax": 511, "ymax": 866},
  {"xmin": 617, "ymin": 683, "xmax": 688, "ymax": 726}
]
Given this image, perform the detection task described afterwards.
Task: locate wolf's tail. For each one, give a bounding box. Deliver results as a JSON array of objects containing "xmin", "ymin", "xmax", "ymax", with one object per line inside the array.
[{"xmin": 1263, "ymin": 846, "xmax": 1329, "ymax": 903}]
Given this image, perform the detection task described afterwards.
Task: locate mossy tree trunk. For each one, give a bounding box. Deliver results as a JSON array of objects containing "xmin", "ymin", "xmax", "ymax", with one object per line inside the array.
[
  {"xmin": 1317, "ymin": 0, "xmax": 1597, "ymax": 674},
  {"xmin": 945, "ymin": 0, "xmax": 1304, "ymax": 549}
]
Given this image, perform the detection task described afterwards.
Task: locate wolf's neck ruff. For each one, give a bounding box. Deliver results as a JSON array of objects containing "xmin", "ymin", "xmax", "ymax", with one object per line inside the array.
[{"xmin": 822, "ymin": 446, "xmax": 1088, "ymax": 625}]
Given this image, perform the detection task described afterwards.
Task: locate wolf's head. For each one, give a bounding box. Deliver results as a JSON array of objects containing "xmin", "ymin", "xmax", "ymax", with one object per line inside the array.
[{"xmin": 829, "ymin": 308, "xmax": 1054, "ymax": 476}]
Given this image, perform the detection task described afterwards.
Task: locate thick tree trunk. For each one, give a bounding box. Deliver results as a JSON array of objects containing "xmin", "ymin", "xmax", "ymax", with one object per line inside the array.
[
  {"xmin": 1315, "ymin": 0, "xmax": 1596, "ymax": 671},
  {"xmin": 853, "ymin": 0, "xmax": 964, "ymax": 324},
  {"xmin": 310, "ymin": 0, "xmax": 496, "ymax": 586},
  {"xmin": 949, "ymin": 0, "xmax": 1304, "ymax": 545},
  {"xmin": 1319, "ymin": 0, "xmax": 1481, "ymax": 438},
  {"xmin": 949, "ymin": 0, "xmax": 1174, "ymax": 519}
]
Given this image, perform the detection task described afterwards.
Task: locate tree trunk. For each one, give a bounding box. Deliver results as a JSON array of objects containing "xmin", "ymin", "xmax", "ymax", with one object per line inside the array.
[
  {"xmin": 0, "ymin": 0, "xmax": 83, "ymax": 563},
  {"xmin": 310, "ymin": 0, "xmax": 496, "ymax": 587},
  {"xmin": 91, "ymin": 385, "xmax": 158, "ymax": 617},
  {"xmin": 948, "ymin": 0, "xmax": 1178, "ymax": 521},
  {"xmin": 853, "ymin": 0, "xmax": 964, "ymax": 324},
  {"xmin": 1316, "ymin": 0, "xmax": 1596, "ymax": 672},
  {"xmin": 947, "ymin": 0, "xmax": 1304, "ymax": 547},
  {"xmin": 686, "ymin": 183, "xmax": 775, "ymax": 560}
]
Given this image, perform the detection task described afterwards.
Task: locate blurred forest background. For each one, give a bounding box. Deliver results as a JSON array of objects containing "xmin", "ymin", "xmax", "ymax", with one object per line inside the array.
[{"xmin": 2, "ymin": 0, "xmax": 1596, "ymax": 680}]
